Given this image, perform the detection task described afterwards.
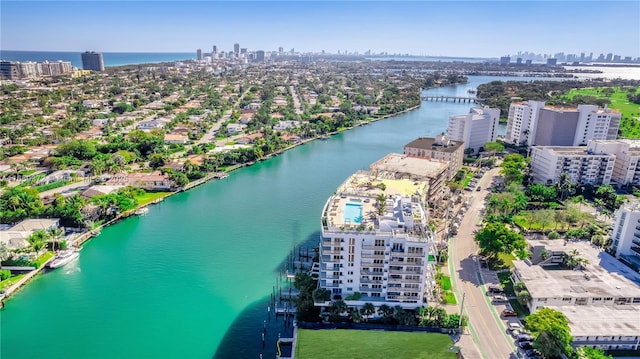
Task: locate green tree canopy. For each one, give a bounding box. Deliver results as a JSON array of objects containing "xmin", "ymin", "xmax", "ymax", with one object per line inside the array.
[
  {"xmin": 55, "ymin": 139, "xmax": 98, "ymax": 160},
  {"xmin": 0, "ymin": 187, "xmax": 45, "ymax": 224},
  {"xmin": 484, "ymin": 141, "xmax": 505, "ymax": 154},
  {"xmin": 475, "ymin": 222, "xmax": 526, "ymax": 257},
  {"xmin": 500, "ymin": 154, "xmax": 527, "ymax": 185},
  {"xmin": 526, "ymin": 307, "xmax": 573, "ymax": 358}
]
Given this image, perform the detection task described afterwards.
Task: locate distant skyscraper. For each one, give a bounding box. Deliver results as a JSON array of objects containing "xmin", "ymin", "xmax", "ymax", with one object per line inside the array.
[
  {"xmin": 197, "ymin": 49, "xmax": 203, "ymax": 61},
  {"xmin": 81, "ymin": 51, "xmax": 105, "ymax": 72},
  {"xmin": 278, "ymin": 47, "xmax": 283, "ymax": 56},
  {"xmin": 500, "ymin": 56, "xmax": 511, "ymax": 65},
  {"xmin": 234, "ymin": 43, "xmax": 240, "ymax": 55},
  {"xmin": 255, "ymin": 50, "xmax": 265, "ymax": 62}
]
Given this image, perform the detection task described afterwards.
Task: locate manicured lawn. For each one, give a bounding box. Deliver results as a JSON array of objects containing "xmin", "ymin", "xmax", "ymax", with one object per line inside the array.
[
  {"xmin": 487, "ymin": 253, "xmax": 516, "ymax": 271},
  {"xmin": 437, "ymin": 275, "xmax": 452, "ymax": 291},
  {"xmin": 295, "ymin": 329, "xmax": 457, "ymax": 359},
  {"xmin": 135, "ymin": 192, "xmax": 172, "ymax": 206},
  {"xmin": 0, "ymin": 273, "xmax": 27, "ymax": 291},
  {"xmin": 33, "ymin": 251, "xmax": 55, "ymax": 268},
  {"xmin": 561, "ymin": 87, "xmax": 640, "ymax": 138},
  {"xmin": 35, "ymin": 180, "xmax": 70, "ymax": 192},
  {"xmin": 444, "ymin": 292, "xmax": 457, "ymax": 305}
]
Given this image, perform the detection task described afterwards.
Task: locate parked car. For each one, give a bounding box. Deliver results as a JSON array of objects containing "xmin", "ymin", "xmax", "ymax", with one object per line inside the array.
[
  {"xmin": 524, "ymin": 349, "xmax": 541, "ymax": 357},
  {"xmin": 518, "ymin": 341, "xmax": 534, "ymax": 350},
  {"xmin": 517, "ymin": 333, "xmax": 534, "ymax": 342},
  {"xmin": 501, "ymin": 309, "xmax": 518, "ymax": 317},
  {"xmin": 492, "ymin": 295, "xmax": 509, "ymax": 303},
  {"xmin": 507, "ymin": 321, "xmax": 523, "ymax": 331},
  {"xmin": 488, "ymin": 285, "xmax": 504, "ymax": 294}
]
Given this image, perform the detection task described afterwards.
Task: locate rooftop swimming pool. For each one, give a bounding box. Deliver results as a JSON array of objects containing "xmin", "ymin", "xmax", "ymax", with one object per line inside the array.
[{"xmin": 344, "ymin": 202, "xmax": 363, "ymax": 223}]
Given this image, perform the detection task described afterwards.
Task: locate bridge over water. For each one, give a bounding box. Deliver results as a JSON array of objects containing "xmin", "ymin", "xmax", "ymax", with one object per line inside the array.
[{"xmin": 421, "ymin": 95, "xmax": 484, "ymax": 103}]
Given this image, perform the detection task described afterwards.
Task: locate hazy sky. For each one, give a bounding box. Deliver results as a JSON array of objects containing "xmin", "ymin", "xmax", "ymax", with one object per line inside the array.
[{"xmin": 2, "ymin": 1, "xmax": 639, "ymax": 58}]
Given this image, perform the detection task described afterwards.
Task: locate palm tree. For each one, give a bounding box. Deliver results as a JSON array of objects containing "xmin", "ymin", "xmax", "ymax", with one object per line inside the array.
[
  {"xmin": 349, "ymin": 308, "xmax": 363, "ymax": 323},
  {"xmin": 379, "ymin": 304, "xmax": 394, "ymax": 324},
  {"xmin": 361, "ymin": 302, "xmax": 375, "ymax": 322},
  {"xmin": 329, "ymin": 300, "xmax": 347, "ymax": 322},
  {"xmin": 47, "ymin": 226, "xmax": 64, "ymax": 251},
  {"xmin": 28, "ymin": 230, "xmax": 48, "ymax": 255},
  {"xmin": 517, "ymin": 290, "xmax": 532, "ymax": 306},
  {"xmin": 432, "ymin": 307, "xmax": 447, "ymax": 328}
]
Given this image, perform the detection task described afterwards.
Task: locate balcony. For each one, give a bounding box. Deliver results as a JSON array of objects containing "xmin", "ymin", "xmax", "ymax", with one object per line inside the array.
[
  {"xmin": 321, "ymin": 249, "xmax": 342, "ymax": 255},
  {"xmin": 404, "ymin": 252, "xmax": 425, "ymax": 257},
  {"xmin": 362, "ymin": 245, "xmax": 385, "ymax": 250},
  {"xmin": 360, "ymin": 286, "xmax": 383, "ymax": 293},
  {"xmin": 362, "ymin": 261, "xmax": 385, "ymax": 267},
  {"xmin": 389, "ymin": 269, "xmax": 423, "ymax": 275},
  {"xmin": 389, "ymin": 260, "xmax": 407, "ymax": 266},
  {"xmin": 361, "ymin": 269, "xmax": 384, "ymax": 276},
  {"xmin": 360, "ymin": 279, "xmax": 384, "ymax": 284},
  {"xmin": 361, "ymin": 253, "xmax": 385, "ymax": 259}
]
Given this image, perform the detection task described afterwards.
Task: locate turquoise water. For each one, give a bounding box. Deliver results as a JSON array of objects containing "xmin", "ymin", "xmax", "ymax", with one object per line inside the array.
[
  {"xmin": 344, "ymin": 202, "xmax": 364, "ymax": 223},
  {"xmin": 0, "ymin": 75, "xmax": 566, "ymax": 359}
]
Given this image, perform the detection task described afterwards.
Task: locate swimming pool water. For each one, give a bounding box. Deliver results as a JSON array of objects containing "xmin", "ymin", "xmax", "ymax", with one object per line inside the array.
[{"xmin": 344, "ymin": 202, "xmax": 363, "ymax": 223}]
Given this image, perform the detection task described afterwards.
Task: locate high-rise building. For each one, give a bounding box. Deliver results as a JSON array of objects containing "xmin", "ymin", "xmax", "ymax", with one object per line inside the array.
[
  {"xmin": 318, "ymin": 170, "xmax": 437, "ymax": 308},
  {"xmin": 446, "ymin": 107, "xmax": 500, "ymax": 154},
  {"xmin": 278, "ymin": 47, "xmax": 283, "ymax": 56},
  {"xmin": 500, "ymin": 56, "xmax": 511, "ymax": 65},
  {"xmin": 234, "ymin": 43, "xmax": 240, "ymax": 55},
  {"xmin": 0, "ymin": 61, "xmax": 20, "ymax": 80},
  {"xmin": 403, "ymin": 135, "xmax": 464, "ymax": 180},
  {"xmin": 196, "ymin": 49, "xmax": 203, "ymax": 61},
  {"xmin": 255, "ymin": 50, "xmax": 265, "ymax": 62},
  {"xmin": 505, "ymin": 101, "xmax": 620, "ymax": 148},
  {"xmin": 81, "ymin": 51, "xmax": 105, "ymax": 71},
  {"xmin": 610, "ymin": 200, "xmax": 640, "ymax": 268},
  {"xmin": 529, "ymin": 146, "xmax": 615, "ymax": 185}
]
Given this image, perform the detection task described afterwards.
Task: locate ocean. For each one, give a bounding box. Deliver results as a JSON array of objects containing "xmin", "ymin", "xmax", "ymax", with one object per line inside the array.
[{"xmin": 0, "ymin": 50, "xmax": 195, "ymax": 68}]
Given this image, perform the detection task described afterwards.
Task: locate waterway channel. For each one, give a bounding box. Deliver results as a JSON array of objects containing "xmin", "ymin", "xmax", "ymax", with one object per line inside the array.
[{"xmin": 0, "ymin": 75, "xmax": 562, "ymax": 359}]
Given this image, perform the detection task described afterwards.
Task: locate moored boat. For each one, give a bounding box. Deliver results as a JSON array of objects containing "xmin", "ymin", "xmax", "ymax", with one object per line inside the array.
[{"xmin": 48, "ymin": 249, "xmax": 80, "ymax": 269}]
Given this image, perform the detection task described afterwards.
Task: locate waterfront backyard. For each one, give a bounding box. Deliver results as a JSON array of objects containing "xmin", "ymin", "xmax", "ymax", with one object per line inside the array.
[{"xmin": 294, "ymin": 329, "xmax": 457, "ymax": 359}]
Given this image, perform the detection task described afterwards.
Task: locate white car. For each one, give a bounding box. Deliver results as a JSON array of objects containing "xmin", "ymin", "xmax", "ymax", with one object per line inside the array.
[{"xmin": 507, "ymin": 321, "xmax": 523, "ymax": 331}]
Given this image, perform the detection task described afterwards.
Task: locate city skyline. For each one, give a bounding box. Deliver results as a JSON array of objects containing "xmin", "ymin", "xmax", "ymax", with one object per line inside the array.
[{"xmin": 1, "ymin": 1, "xmax": 639, "ymax": 58}]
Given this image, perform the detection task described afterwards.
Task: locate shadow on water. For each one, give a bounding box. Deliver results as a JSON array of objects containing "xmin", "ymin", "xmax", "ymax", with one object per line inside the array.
[{"xmin": 213, "ymin": 232, "xmax": 321, "ymax": 359}]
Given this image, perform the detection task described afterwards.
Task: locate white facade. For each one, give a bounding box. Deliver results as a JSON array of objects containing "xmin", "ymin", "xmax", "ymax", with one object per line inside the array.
[
  {"xmin": 588, "ymin": 139, "xmax": 640, "ymax": 186},
  {"xmin": 574, "ymin": 105, "xmax": 621, "ymax": 146},
  {"xmin": 529, "ymin": 146, "xmax": 615, "ymax": 185},
  {"xmin": 446, "ymin": 107, "xmax": 500, "ymax": 153},
  {"xmin": 319, "ymin": 175, "xmax": 437, "ymax": 309},
  {"xmin": 611, "ymin": 200, "xmax": 640, "ymax": 268},
  {"xmin": 505, "ymin": 100, "xmax": 544, "ymax": 147},
  {"xmin": 512, "ymin": 240, "xmax": 640, "ymax": 351},
  {"xmin": 505, "ymin": 101, "xmax": 621, "ymax": 148}
]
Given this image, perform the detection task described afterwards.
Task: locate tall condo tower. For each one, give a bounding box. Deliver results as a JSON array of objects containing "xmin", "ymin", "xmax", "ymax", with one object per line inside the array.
[
  {"xmin": 81, "ymin": 51, "xmax": 105, "ymax": 72},
  {"xmin": 196, "ymin": 49, "xmax": 203, "ymax": 61}
]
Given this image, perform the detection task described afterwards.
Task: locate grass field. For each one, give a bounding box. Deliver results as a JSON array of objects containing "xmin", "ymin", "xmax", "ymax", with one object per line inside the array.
[
  {"xmin": 560, "ymin": 87, "xmax": 640, "ymax": 138},
  {"xmin": 135, "ymin": 192, "xmax": 172, "ymax": 206},
  {"xmin": 487, "ymin": 253, "xmax": 516, "ymax": 271},
  {"xmin": 295, "ymin": 329, "xmax": 457, "ymax": 359}
]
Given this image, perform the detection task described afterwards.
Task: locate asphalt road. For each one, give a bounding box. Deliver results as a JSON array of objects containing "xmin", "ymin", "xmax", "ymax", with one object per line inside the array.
[{"xmin": 450, "ymin": 167, "xmax": 518, "ymax": 359}]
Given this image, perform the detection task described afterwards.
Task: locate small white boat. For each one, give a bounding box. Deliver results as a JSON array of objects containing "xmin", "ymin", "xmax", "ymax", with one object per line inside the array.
[
  {"xmin": 135, "ymin": 207, "xmax": 149, "ymax": 215},
  {"xmin": 48, "ymin": 249, "xmax": 80, "ymax": 269}
]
